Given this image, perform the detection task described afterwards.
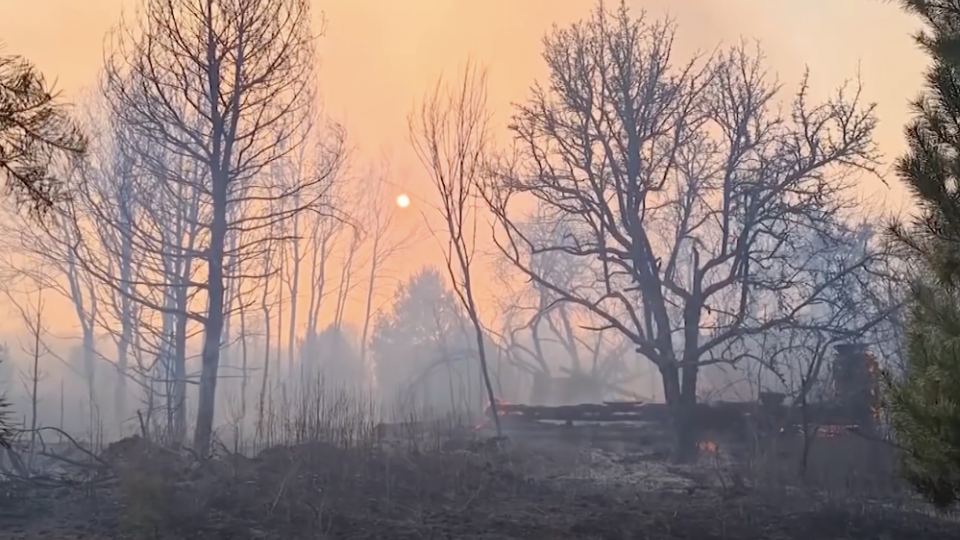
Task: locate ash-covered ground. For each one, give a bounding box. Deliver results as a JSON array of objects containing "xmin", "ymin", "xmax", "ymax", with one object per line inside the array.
[{"xmin": 1, "ymin": 431, "xmax": 958, "ymax": 540}]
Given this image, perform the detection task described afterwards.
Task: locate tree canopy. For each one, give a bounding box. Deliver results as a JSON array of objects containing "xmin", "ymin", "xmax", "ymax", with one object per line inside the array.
[
  {"xmin": 884, "ymin": 0, "xmax": 960, "ymax": 509},
  {"xmin": 483, "ymin": 0, "xmax": 882, "ymax": 460},
  {"xmin": 370, "ymin": 266, "xmax": 474, "ymax": 408},
  {"xmin": 0, "ymin": 52, "xmax": 85, "ymax": 215},
  {"xmin": 370, "ymin": 266, "xmax": 519, "ymax": 414}
]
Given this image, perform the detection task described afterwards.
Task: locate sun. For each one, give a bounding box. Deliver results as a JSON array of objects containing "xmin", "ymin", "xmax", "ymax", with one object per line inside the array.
[{"xmin": 396, "ymin": 193, "xmax": 411, "ymax": 208}]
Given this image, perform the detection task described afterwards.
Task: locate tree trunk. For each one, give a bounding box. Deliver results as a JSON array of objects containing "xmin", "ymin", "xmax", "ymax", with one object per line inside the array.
[
  {"xmin": 238, "ymin": 278, "xmax": 250, "ymax": 422},
  {"xmin": 463, "ymin": 286, "xmax": 502, "ymax": 437},
  {"xmin": 81, "ymin": 327, "xmax": 96, "ymax": 419},
  {"xmin": 172, "ymin": 287, "xmax": 189, "ymax": 445},
  {"xmin": 333, "ymin": 231, "xmax": 358, "ymax": 330},
  {"xmin": 275, "ymin": 259, "xmax": 285, "ymax": 380},
  {"xmin": 115, "ymin": 324, "xmax": 130, "ymax": 435},
  {"xmin": 193, "ymin": 177, "xmax": 228, "ymax": 456},
  {"xmin": 358, "ymin": 235, "xmax": 380, "ymax": 385},
  {"xmin": 114, "ymin": 210, "xmax": 134, "ymax": 434},
  {"xmin": 256, "ymin": 253, "xmax": 274, "ymax": 444},
  {"xmin": 661, "ymin": 363, "xmax": 699, "ymax": 463},
  {"xmin": 287, "ymin": 210, "xmax": 301, "ymax": 379}
]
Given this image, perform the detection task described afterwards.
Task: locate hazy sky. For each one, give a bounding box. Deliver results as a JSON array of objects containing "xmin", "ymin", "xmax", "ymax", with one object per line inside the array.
[{"xmin": 0, "ymin": 0, "xmax": 926, "ymax": 336}]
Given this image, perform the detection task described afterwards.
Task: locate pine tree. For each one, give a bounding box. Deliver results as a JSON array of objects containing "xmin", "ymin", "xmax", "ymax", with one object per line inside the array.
[
  {"xmin": 0, "ymin": 51, "xmax": 86, "ymax": 215},
  {"xmin": 885, "ymin": 0, "xmax": 960, "ymax": 509}
]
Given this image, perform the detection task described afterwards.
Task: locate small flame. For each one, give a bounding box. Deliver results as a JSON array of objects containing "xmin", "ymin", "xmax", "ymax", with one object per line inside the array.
[
  {"xmin": 698, "ymin": 440, "xmax": 718, "ymax": 453},
  {"xmin": 475, "ymin": 398, "xmax": 510, "ymax": 430}
]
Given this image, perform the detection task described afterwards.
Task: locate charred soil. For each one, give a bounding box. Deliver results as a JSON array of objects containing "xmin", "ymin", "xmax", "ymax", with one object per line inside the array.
[{"xmin": 1, "ymin": 435, "xmax": 958, "ymax": 540}]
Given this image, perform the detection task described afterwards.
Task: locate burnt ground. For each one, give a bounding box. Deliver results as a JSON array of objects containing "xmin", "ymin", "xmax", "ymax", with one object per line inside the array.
[{"xmin": 1, "ymin": 436, "xmax": 958, "ymax": 540}]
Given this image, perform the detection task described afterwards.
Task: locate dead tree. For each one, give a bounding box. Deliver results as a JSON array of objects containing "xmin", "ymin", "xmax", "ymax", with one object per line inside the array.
[
  {"xmin": 0, "ymin": 161, "xmax": 102, "ymax": 426},
  {"xmin": 483, "ymin": 4, "xmax": 880, "ymax": 460},
  {"xmin": 299, "ymin": 154, "xmax": 351, "ymax": 384},
  {"xmin": 494, "ymin": 208, "xmax": 640, "ymax": 404},
  {"xmin": 303, "ymin": 168, "xmax": 350, "ymax": 339},
  {"xmin": 101, "ymin": 0, "xmax": 336, "ymax": 455},
  {"xmin": 67, "ymin": 119, "xmax": 207, "ymax": 444},
  {"xmin": 332, "ymin": 226, "xmax": 362, "ymax": 331},
  {"xmin": 409, "ymin": 61, "xmax": 503, "ymax": 438},
  {"xmin": 354, "ymin": 161, "xmax": 422, "ymax": 373},
  {"xmin": 5, "ymin": 277, "xmax": 51, "ymax": 471},
  {"xmin": 751, "ymin": 221, "xmax": 896, "ymax": 476},
  {"xmin": 72, "ymin": 98, "xmax": 142, "ymax": 434}
]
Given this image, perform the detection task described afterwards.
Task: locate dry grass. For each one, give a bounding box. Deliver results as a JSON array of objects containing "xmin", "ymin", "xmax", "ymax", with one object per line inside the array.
[{"xmin": 4, "ymin": 377, "xmax": 960, "ymax": 540}]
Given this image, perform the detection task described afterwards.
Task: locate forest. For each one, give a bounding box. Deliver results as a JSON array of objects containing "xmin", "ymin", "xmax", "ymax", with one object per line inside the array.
[{"xmin": 0, "ymin": 1, "xmax": 959, "ymax": 539}]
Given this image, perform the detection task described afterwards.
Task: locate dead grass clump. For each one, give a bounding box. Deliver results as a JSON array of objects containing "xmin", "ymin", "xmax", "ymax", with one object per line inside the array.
[
  {"xmin": 105, "ymin": 436, "xmax": 204, "ymax": 537},
  {"xmin": 165, "ymin": 437, "xmax": 532, "ymax": 538},
  {"xmin": 116, "ymin": 376, "xmax": 540, "ymax": 538},
  {"xmin": 118, "ymin": 472, "xmax": 172, "ymax": 537},
  {"xmin": 730, "ymin": 431, "xmax": 909, "ymax": 505}
]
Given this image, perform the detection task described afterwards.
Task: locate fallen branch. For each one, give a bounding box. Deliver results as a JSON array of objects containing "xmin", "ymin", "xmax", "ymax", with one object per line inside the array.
[{"xmin": 20, "ymin": 427, "xmax": 111, "ymax": 470}]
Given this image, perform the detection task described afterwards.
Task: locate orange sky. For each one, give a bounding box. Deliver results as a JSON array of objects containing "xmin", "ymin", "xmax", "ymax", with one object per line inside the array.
[{"xmin": 0, "ymin": 0, "xmax": 926, "ymax": 338}]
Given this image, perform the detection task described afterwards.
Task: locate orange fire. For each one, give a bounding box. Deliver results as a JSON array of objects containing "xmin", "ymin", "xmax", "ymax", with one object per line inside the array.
[
  {"xmin": 474, "ymin": 398, "xmax": 510, "ymax": 430},
  {"xmin": 698, "ymin": 440, "xmax": 718, "ymax": 453}
]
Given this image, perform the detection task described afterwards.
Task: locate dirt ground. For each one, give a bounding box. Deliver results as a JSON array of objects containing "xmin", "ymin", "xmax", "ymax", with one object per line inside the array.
[{"xmin": 1, "ymin": 435, "xmax": 959, "ymax": 540}]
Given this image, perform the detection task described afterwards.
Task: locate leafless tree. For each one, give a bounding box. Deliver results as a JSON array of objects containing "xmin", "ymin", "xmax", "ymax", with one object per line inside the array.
[
  {"xmin": 297, "ymin": 168, "xmax": 350, "ymax": 385},
  {"xmin": 303, "ymin": 174, "xmax": 349, "ymax": 338},
  {"xmin": 255, "ymin": 213, "xmax": 280, "ymax": 443},
  {"xmin": 483, "ymin": 4, "xmax": 882, "ymax": 460},
  {"xmin": 274, "ymin": 137, "xmax": 311, "ymax": 378},
  {"xmin": 70, "ymin": 96, "xmax": 142, "ymax": 434},
  {"xmin": 353, "ymin": 162, "xmax": 422, "ymax": 371},
  {"xmin": 332, "ymin": 226, "xmax": 362, "ymax": 331},
  {"xmin": 493, "ymin": 208, "xmax": 640, "ymax": 403},
  {"xmin": 65, "ymin": 114, "xmax": 206, "ymax": 443},
  {"xmin": 0, "ymin": 162, "xmax": 101, "ymax": 421},
  {"xmin": 746, "ymin": 221, "xmax": 898, "ymax": 475},
  {"xmin": 409, "ymin": 61, "xmax": 502, "ymax": 437},
  {"xmin": 3, "ymin": 277, "xmax": 51, "ymax": 471},
  {"xmin": 98, "ymin": 0, "xmax": 336, "ymax": 454}
]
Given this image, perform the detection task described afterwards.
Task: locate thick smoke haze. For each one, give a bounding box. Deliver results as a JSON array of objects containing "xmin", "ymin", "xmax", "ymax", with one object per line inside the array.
[
  {"xmin": 5, "ymin": 3, "xmax": 960, "ymax": 539},
  {"xmin": 0, "ymin": 0, "xmax": 923, "ymax": 441}
]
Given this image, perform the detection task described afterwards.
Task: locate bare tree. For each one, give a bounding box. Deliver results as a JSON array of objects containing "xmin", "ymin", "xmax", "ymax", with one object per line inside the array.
[
  {"xmin": 353, "ymin": 162, "xmax": 422, "ymax": 372},
  {"xmin": 1, "ymin": 276, "xmax": 51, "ymax": 471},
  {"xmin": 303, "ymin": 175, "xmax": 349, "ymax": 339},
  {"xmin": 747, "ymin": 220, "xmax": 897, "ymax": 475},
  {"xmin": 483, "ymin": 4, "xmax": 881, "ymax": 460},
  {"xmin": 299, "ymin": 165, "xmax": 350, "ymax": 385},
  {"xmin": 0, "ymin": 166, "xmax": 102, "ymax": 423},
  {"xmin": 100, "ymin": 0, "xmax": 332, "ymax": 454},
  {"xmin": 409, "ymin": 61, "xmax": 502, "ymax": 438},
  {"xmin": 255, "ymin": 215, "xmax": 279, "ymax": 443},
  {"xmin": 66, "ymin": 120, "xmax": 206, "ymax": 443},
  {"xmin": 72, "ymin": 96, "xmax": 141, "ymax": 434},
  {"xmin": 493, "ymin": 208, "xmax": 640, "ymax": 404},
  {"xmin": 332, "ymin": 226, "xmax": 362, "ymax": 331}
]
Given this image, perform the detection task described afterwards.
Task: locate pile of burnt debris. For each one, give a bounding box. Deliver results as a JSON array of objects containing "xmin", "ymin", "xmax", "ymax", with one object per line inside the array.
[{"xmin": 475, "ymin": 344, "xmax": 883, "ymax": 453}]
